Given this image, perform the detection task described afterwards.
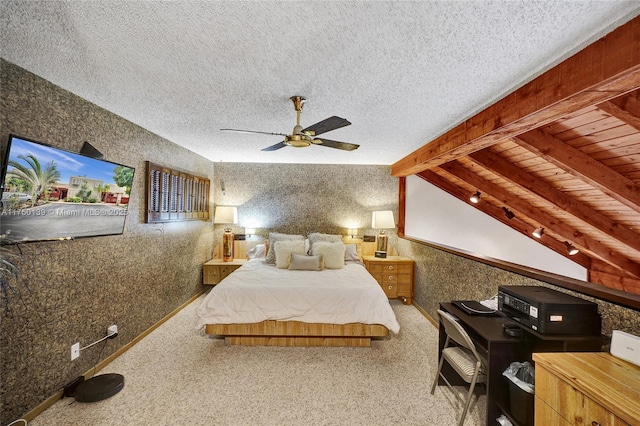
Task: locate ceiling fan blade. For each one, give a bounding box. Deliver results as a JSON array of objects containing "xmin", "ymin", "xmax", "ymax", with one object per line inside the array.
[
  {"xmin": 221, "ymin": 128, "xmax": 288, "ymax": 137},
  {"xmin": 261, "ymin": 141, "xmax": 287, "ymax": 151},
  {"xmin": 313, "ymin": 138, "xmax": 359, "ymax": 151},
  {"xmin": 302, "ymin": 116, "xmax": 351, "ymax": 136}
]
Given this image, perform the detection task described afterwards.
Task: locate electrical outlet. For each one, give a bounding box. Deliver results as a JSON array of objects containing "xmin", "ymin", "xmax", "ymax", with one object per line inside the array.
[
  {"xmin": 107, "ymin": 324, "xmax": 118, "ymax": 337},
  {"xmin": 71, "ymin": 342, "xmax": 80, "ymax": 361}
]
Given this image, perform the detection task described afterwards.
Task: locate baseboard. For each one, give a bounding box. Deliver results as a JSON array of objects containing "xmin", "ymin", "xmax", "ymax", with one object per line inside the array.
[
  {"xmin": 22, "ymin": 291, "xmax": 206, "ymax": 422},
  {"xmin": 413, "ymin": 301, "xmax": 438, "ymax": 328}
]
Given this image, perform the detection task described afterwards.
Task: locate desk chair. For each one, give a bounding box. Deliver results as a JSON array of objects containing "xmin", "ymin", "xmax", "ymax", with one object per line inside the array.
[{"xmin": 431, "ymin": 309, "xmax": 487, "ymax": 426}]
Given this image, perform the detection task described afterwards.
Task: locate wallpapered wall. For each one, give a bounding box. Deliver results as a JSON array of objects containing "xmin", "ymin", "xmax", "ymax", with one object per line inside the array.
[
  {"xmin": 0, "ymin": 60, "xmax": 215, "ymax": 422},
  {"xmin": 212, "ymin": 162, "xmax": 399, "ymax": 240}
]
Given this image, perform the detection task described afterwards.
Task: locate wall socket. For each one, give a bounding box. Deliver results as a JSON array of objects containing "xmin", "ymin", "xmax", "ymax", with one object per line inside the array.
[{"xmin": 71, "ymin": 342, "xmax": 80, "ymax": 361}]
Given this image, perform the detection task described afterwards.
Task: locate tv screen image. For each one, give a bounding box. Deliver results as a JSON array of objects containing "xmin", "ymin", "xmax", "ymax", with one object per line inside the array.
[{"xmin": 1, "ymin": 135, "xmax": 135, "ymax": 244}]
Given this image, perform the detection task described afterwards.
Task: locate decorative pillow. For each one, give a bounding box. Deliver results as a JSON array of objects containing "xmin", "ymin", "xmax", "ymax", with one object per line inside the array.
[
  {"xmin": 308, "ymin": 232, "xmax": 342, "ymax": 253},
  {"xmin": 289, "ymin": 254, "xmax": 324, "ymax": 271},
  {"xmin": 246, "ymin": 244, "xmax": 266, "ymax": 259},
  {"xmin": 263, "ymin": 232, "xmax": 305, "ymax": 264},
  {"xmin": 344, "ymin": 244, "xmax": 360, "ymax": 262},
  {"xmin": 274, "ymin": 240, "xmax": 306, "ymax": 269},
  {"xmin": 311, "ymin": 241, "xmax": 346, "ymax": 269}
]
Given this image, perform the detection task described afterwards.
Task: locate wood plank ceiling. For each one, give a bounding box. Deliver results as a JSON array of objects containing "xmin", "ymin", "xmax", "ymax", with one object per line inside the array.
[{"xmin": 392, "ymin": 16, "xmax": 640, "ymax": 297}]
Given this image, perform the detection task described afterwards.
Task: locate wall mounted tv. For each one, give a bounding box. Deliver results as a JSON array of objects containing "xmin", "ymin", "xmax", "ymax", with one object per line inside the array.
[{"xmin": 1, "ymin": 135, "xmax": 135, "ymax": 244}]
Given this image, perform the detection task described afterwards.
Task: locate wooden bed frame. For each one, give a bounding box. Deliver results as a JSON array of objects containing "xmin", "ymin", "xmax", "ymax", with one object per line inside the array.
[
  {"xmin": 207, "ymin": 237, "xmax": 394, "ymax": 347},
  {"xmin": 205, "ymin": 321, "xmax": 389, "ymax": 347}
]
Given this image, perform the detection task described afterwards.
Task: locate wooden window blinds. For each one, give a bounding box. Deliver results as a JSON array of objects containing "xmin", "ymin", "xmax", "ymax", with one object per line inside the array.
[{"xmin": 145, "ymin": 161, "xmax": 210, "ymax": 223}]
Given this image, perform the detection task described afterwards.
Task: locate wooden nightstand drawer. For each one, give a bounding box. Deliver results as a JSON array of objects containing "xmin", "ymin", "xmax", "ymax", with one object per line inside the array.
[
  {"xmin": 382, "ymin": 283, "xmax": 398, "ymax": 298},
  {"xmin": 382, "ymin": 272, "xmax": 398, "ymax": 283},
  {"xmin": 398, "ymin": 282, "xmax": 411, "ymax": 294},
  {"xmin": 202, "ymin": 259, "xmax": 246, "ymax": 285},
  {"xmin": 362, "ymin": 256, "xmax": 415, "ymax": 305},
  {"xmin": 397, "ymin": 264, "xmax": 412, "ymax": 274},
  {"xmin": 368, "ymin": 264, "xmax": 384, "ymax": 274},
  {"xmin": 204, "ymin": 268, "xmax": 221, "ymax": 283}
]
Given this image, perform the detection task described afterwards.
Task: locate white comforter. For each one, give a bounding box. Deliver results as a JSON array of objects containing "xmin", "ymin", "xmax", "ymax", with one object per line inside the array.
[{"xmin": 195, "ymin": 259, "xmax": 400, "ymax": 333}]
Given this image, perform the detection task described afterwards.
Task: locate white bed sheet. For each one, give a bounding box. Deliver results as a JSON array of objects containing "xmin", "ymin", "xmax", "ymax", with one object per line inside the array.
[{"xmin": 195, "ymin": 259, "xmax": 400, "ymax": 333}]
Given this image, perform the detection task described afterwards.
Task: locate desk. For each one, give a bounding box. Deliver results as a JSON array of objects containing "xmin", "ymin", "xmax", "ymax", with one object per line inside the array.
[{"xmin": 438, "ymin": 303, "xmax": 604, "ymax": 426}]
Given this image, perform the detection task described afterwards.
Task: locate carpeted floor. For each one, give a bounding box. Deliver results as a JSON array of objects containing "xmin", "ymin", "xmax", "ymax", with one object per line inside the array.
[{"xmin": 30, "ymin": 295, "xmax": 486, "ymax": 425}]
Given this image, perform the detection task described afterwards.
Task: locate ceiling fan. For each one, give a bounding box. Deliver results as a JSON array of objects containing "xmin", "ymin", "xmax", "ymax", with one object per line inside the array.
[{"xmin": 221, "ymin": 96, "xmax": 359, "ymax": 152}]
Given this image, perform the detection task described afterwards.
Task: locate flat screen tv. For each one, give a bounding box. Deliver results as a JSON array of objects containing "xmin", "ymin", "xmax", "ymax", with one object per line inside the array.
[{"xmin": 1, "ymin": 135, "xmax": 135, "ymax": 244}]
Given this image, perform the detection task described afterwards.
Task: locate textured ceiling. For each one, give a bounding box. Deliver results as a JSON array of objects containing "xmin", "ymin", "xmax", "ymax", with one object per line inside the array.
[{"xmin": 1, "ymin": 1, "xmax": 639, "ymax": 165}]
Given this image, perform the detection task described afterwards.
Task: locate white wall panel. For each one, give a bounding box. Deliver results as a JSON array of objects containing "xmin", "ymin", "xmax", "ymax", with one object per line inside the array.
[{"xmin": 405, "ymin": 175, "xmax": 587, "ymax": 280}]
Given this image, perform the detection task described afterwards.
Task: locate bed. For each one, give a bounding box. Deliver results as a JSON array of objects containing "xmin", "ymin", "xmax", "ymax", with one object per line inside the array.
[{"xmin": 196, "ymin": 234, "xmax": 400, "ymax": 347}]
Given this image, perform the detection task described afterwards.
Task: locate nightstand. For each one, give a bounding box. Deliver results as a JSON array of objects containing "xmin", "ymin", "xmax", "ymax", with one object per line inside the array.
[
  {"xmin": 202, "ymin": 259, "xmax": 246, "ymax": 285},
  {"xmin": 363, "ymin": 255, "xmax": 414, "ymax": 304}
]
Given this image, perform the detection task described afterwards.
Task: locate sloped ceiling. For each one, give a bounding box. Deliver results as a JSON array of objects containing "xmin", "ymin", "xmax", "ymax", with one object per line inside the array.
[
  {"xmin": 392, "ymin": 17, "xmax": 640, "ymax": 299},
  {"xmin": 1, "ymin": 1, "xmax": 638, "ymax": 165}
]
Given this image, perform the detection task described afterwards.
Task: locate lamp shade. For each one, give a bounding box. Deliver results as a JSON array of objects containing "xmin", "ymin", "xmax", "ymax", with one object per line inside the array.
[
  {"xmin": 371, "ymin": 211, "xmax": 395, "ymax": 229},
  {"xmin": 214, "ymin": 206, "xmax": 238, "ymax": 224}
]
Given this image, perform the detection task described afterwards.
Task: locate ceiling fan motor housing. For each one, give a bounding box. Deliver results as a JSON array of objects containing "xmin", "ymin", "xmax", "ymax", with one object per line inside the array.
[{"xmin": 285, "ymin": 134, "xmax": 312, "ymax": 148}]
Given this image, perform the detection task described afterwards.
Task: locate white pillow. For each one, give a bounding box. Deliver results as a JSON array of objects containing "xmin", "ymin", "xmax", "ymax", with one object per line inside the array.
[
  {"xmin": 263, "ymin": 232, "xmax": 304, "ymax": 264},
  {"xmin": 274, "ymin": 240, "xmax": 306, "ymax": 269},
  {"xmin": 289, "ymin": 254, "xmax": 324, "ymax": 271},
  {"xmin": 311, "ymin": 241, "xmax": 346, "ymax": 269},
  {"xmin": 344, "ymin": 244, "xmax": 360, "ymax": 262},
  {"xmin": 246, "ymin": 244, "xmax": 266, "ymax": 259},
  {"xmin": 307, "ymin": 232, "xmax": 342, "ymax": 253}
]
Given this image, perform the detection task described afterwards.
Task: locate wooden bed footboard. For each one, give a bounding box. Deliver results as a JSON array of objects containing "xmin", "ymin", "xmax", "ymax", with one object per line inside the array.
[{"xmin": 204, "ymin": 321, "xmax": 389, "ymax": 347}]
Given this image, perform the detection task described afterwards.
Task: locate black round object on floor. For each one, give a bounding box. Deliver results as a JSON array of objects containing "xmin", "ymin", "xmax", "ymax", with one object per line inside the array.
[{"xmin": 74, "ymin": 373, "xmax": 124, "ymax": 402}]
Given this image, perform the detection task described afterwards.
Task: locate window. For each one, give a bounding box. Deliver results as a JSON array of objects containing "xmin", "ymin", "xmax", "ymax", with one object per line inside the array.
[{"xmin": 144, "ymin": 161, "xmax": 210, "ymax": 223}]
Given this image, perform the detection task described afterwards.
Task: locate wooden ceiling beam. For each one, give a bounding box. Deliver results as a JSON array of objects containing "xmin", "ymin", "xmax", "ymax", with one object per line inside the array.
[
  {"xmin": 434, "ymin": 160, "xmax": 640, "ymax": 278},
  {"xmin": 514, "ymin": 128, "xmax": 640, "ymax": 213},
  {"xmin": 415, "ymin": 170, "xmax": 592, "ymax": 268},
  {"xmin": 391, "ymin": 16, "xmax": 640, "ymax": 177},
  {"xmin": 468, "ymin": 149, "xmax": 640, "ymax": 255},
  {"xmin": 590, "ymin": 259, "xmax": 640, "ymax": 293},
  {"xmin": 597, "ymin": 94, "xmax": 640, "ymax": 130}
]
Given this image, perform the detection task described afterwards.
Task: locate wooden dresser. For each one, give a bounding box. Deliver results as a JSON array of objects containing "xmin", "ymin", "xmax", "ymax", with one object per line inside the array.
[
  {"xmin": 533, "ymin": 352, "xmax": 640, "ymax": 426},
  {"xmin": 202, "ymin": 259, "xmax": 246, "ymax": 285},
  {"xmin": 362, "ymin": 255, "xmax": 414, "ymax": 304}
]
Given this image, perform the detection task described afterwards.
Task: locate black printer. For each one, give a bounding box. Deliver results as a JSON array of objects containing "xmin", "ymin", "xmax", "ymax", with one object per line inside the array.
[{"xmin": 498, "ymin": 285, "xmax": 601, "ymax": 335}]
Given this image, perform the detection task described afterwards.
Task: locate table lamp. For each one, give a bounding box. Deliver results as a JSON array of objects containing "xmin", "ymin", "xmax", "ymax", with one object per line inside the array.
[
  {"xmin": 372, "ymin": 210, "xmax": 395, "ymax": 258},
  {"xmin": 214, "ymin": 206, "xmax": 238, "ymax": 261}
]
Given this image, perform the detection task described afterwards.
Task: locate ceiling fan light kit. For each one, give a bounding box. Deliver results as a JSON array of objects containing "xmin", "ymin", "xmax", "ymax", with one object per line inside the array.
[{"xmin": 221, "ymin": 96, "xmax": 359, "ymax": 152}]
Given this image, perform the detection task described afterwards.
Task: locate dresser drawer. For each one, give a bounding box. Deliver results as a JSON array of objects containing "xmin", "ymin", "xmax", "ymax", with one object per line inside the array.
[
  {"xmin": 534, "ymin": 353, "xmax": 638, "ymax": 426},
  {"xmin": 583, "ymin": 396, "xmax": 630, "ymax": 426},
  {"xmin": 535, "ymin": 397, "xmax": 572, "ymax": 426},
  {"xmin": 535, "ymin": 365, "xmax": 579, "ymax": 423}
]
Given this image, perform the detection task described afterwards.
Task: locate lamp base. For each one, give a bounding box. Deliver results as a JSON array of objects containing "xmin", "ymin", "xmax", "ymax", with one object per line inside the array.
[
  {"xmin": 374, "ymin": 251, "xmax": 387, "ymax": 258},
  {"xmin": 222, "ymin": 231, "xmax": 234, "ymax": 262}
]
